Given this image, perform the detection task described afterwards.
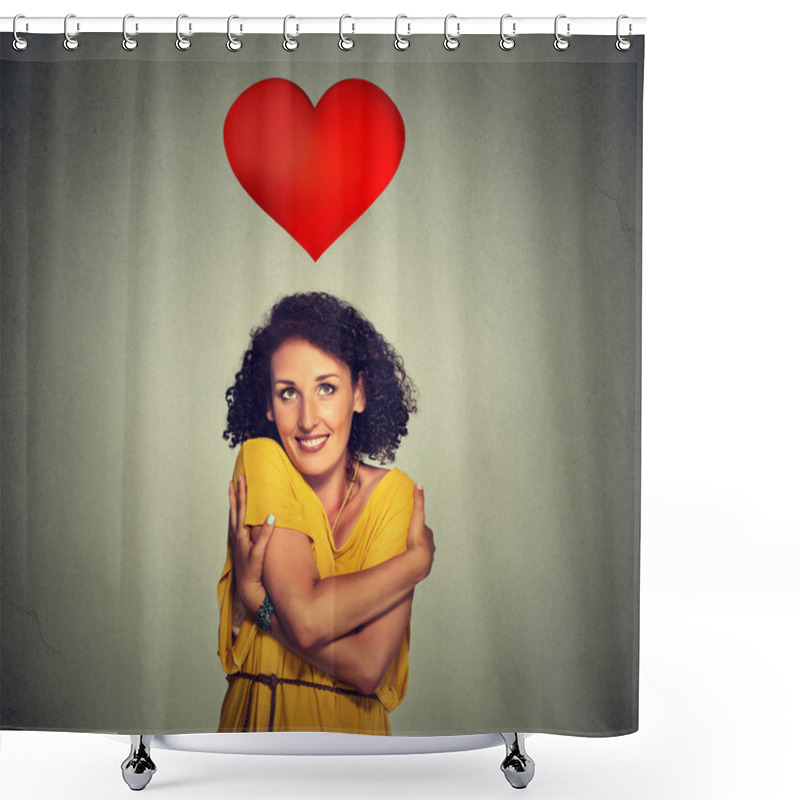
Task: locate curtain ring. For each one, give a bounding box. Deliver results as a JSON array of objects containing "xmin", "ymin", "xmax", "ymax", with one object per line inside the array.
[
  {"xmin": 122, "ymin": 14, "xmax": 138, "ymax": 51},
  {"xmin": 339, "ymin": 14, "xmax": 355, "ymax": 51},
  {"xmin": 616, "ymin": 15, "xmax": 632, "ymax": 51},
  {"xmin": 443, "ymin": 14, "xmax": 460, "ymax": 51},
  {"xmin": 283, "ymin": 15, "xmax": 299, "ymax": 51},
  {"xmin": 227, "ymin": 15, "xmax": 243, "ymax": 51},
  {"xmin": 394, "ymin": 15, "xmax": 410, "ymax": 50},
  {"xmin": 176, "ymin": 14, "xmax": 191, "ymax": 50},
  {"xmin": 63, "ymin": 14, "xmax": 79, "ymax": 51},
  {"xmin": 499, "ymin": 14, "xmax": 516, "ymax": 51},
  {"xmin": 12, "ymin": 14, "xmax": 28, "ymax": 51},
  {"xmin": 553, "ymin": 14, "xmax": 570, "ymax": 51}
]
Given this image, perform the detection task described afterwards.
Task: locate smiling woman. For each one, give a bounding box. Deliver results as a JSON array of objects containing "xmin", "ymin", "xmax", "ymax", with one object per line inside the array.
[{"xmin": 217, "ymin": 293, "xmax": 434, "ymax": 734}]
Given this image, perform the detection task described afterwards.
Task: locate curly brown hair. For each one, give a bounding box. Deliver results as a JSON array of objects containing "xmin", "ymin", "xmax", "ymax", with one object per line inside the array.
[{"xmin": 223, "ymin": 293, "xmax": 417, "ymax": 464}]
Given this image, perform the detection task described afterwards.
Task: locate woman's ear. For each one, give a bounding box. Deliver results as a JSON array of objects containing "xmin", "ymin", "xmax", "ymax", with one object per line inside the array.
[
  {"xmin": 266, "ymin": 397, "xmax": 274, "ymax": 422},
  {"xmin": 354, "ymin": 372, "xmax": 366, "ymax": 414}
]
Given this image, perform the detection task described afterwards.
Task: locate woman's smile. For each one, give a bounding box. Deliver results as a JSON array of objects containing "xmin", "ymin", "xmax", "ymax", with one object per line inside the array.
[{"xmin": 295, "ymin": 434, "xmax": 330, "ymax": 452}]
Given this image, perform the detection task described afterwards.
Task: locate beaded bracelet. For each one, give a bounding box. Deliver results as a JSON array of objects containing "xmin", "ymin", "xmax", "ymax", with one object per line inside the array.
[{"xmin": 256, "ymin": 592, "xmax": 274, "ymax": 632}]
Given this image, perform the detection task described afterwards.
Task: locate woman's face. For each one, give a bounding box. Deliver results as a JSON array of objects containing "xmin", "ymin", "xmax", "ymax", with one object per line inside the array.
[{"xmin": 267, "ymin": 337, "xmax": 365, "ymax": 482}]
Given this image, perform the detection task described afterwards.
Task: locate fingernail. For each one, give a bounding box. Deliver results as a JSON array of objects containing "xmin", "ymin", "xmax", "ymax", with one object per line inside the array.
[
  {"xmin": 416, "ymin": 483, "xmax": 424, "ymax": 490},
  {"xmin": 266, "ymin": 513, "xmax": 276, "ymax": 525}
]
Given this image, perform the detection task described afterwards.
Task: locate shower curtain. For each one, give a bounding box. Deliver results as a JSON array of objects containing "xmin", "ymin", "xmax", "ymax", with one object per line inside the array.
[{"xmin": 1, "ymin": 26, "xmax": 643, "ymax": 737}]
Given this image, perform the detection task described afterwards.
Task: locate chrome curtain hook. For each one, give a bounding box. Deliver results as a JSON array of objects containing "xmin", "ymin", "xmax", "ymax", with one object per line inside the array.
[
  {"xmin": 443, "ymin": 14, "xmax": 460, "ymax": 51},
  {"xmin": 63, "ymin": 13, "xmax": 79, "ymax": 51},
  {"xmin": 616, "ymin": 15, "xmax": 632, "ymax": 51},
  {"xmin": 122, "ymin": 14, "xmax": 138, "ymax": 51},
  {"xmin": 339, "ymin": 14, "xmax": 355, "ymax": 50},
  {"xmin": 499, "ymin": 14, "xmax": 516, "ymax": 51},
  {"xmin": 227, "ymin": 15, "xmax": 242, "ymax": 51},
  {"xmin": 176, "ymin": 14, "xmax": 191, "ymax": 50},
  {"xmin": 394, "ymin": 15, "xmax": 410, "ymax": 50},
  {"xmin": 283, "ymin": 15, "xmax": 299, "ymax": 51},
  {"xmin": 554, "ymin": 14, "xmax": 570, "ymax": 51},
  {"xmin": 12, "ymin": 14, "xmax": 28, "ymax": 51}
]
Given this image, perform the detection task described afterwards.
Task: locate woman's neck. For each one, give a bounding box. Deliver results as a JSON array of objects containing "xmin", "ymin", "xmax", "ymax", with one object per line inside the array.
[{"xmin": 304, "ymin": 454, "xmax": 357, "ymax": 522}]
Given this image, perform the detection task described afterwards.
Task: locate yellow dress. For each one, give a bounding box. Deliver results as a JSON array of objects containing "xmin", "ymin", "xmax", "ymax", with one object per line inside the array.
[{"xmin": 217, "ymin": 438, "xmax": 414, "ymax": 734}]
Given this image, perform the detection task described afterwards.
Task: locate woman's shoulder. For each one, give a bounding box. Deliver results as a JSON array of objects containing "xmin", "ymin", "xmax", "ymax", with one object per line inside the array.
[
  {"xmin": 355, "ymin": 466, "xmax": 416, "ymax": 560},
  {"xmin": 237, "ymin": 439, "xmax": 313, "ymax": 530},
  {"xmin": 362, "ymin": 463, "xmax": 415, "ymax": 508},
  {"xmin": 241, "ymin": 436, "xmax": 285, "ymax": 459},
  {"xmin": 388, "ymin": 466, "xmax": 416, "ymax": 495},
  {"xmin": 238, "ymin": 437, "xmax": 297, "ymax": 480}
]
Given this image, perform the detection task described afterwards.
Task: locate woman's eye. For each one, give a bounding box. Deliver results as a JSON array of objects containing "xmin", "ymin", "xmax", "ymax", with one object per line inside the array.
[
  {"xmin": 319, "ymin": 383, "xmax": 335, "ymax": 396},
  {"xmin": 279, "ymin": 388, "xmax": 297, "ymax": 400}
]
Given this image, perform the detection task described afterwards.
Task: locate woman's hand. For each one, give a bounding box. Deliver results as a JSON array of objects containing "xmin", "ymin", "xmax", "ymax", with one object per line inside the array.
[
  {"xmin": 228, "ymin": 475, "xmax": 276, "ymax": 617},
  {"xmin": 405, "ymin": 484, "xmax": 435, "ymax": 581}
]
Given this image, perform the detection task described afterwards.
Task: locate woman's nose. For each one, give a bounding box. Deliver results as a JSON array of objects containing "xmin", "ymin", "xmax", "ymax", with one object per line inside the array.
[{"xmin": 298, "ymin": 399, "xmax": 318, "ymax": 431}]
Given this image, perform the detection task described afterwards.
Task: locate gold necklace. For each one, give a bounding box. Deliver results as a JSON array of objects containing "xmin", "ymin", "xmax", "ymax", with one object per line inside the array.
[{"xmin": 330, "ymin": 460, "xmax": 359, "ymax": 535}]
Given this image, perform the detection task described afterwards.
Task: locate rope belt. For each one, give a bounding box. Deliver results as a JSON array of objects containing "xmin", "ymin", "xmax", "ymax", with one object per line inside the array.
[{"xmin": 228, "ymin": 671, "xmax": 379, "ymax": 731}]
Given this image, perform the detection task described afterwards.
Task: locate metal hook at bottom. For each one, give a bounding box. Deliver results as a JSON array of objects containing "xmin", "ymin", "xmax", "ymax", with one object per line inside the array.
[
  {"xmin": 500, "ymin": 733, "xmax": 536, "ymax": 790},
  {"xmin": 121, "ymin": 736, "xmax": 157, "ymax": 791}
]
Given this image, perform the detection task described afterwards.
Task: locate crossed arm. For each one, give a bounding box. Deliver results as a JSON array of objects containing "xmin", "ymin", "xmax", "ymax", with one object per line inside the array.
[
  {"xmin": 228, "ymin": 476, "xmax": 434, "ymax": 694},
  {"xmin": 267, "ymin": 594, "xmax": 413, "ymax": 695}
]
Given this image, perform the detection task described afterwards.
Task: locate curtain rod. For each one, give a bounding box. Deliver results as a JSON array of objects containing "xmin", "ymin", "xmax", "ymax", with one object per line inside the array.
[{"xmin": 1, "ymin": 16, "xmax": 646, "ymax": 37}]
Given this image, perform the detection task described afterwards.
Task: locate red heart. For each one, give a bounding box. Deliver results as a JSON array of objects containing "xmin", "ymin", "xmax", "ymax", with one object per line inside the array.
[{"xmin": 224, "ymin": 78, "xmax": 405, "ymax": 261}]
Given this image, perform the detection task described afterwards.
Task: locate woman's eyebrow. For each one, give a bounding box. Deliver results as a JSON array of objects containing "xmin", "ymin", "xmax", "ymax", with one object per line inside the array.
[{"xmin": 273, "ymin": 374, "xmax": 339, "ymax": 385}]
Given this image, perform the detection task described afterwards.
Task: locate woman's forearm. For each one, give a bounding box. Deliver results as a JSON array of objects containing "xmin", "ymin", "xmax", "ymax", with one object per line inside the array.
[
  {"xmin": 268, "ymin": 593, "xmax": 413, "ymax": 695},
  {"xmin": 302, "ymin": 560, "xmax": 418, "ymax": 648},
  {"xmin": 262, "ymin": 530, "xmax": 427, "ymax": 649}
]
